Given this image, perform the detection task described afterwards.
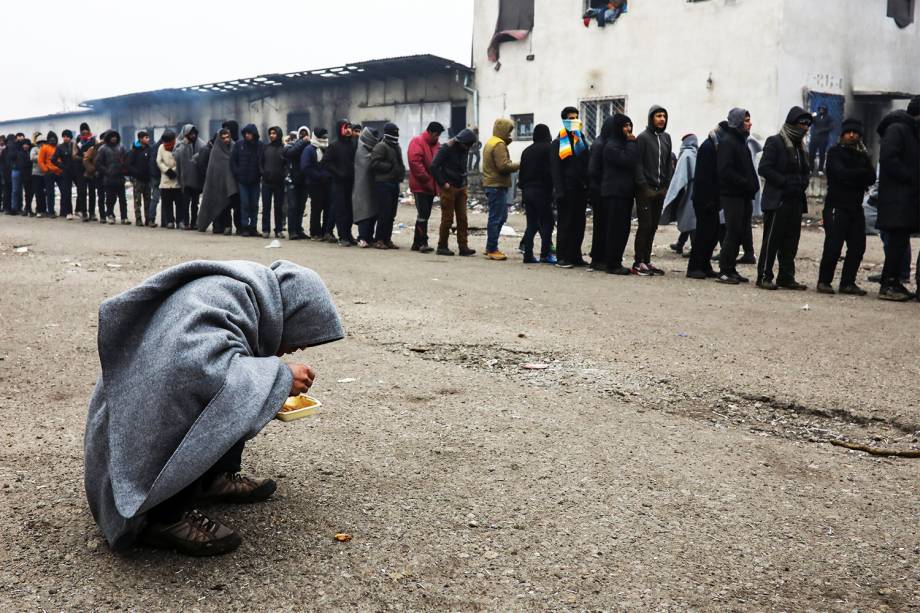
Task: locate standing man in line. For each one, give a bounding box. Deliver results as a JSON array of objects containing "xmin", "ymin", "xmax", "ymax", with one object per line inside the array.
[
  {"xmin": 38, "ymin": 131, "xmax": 61, "ymax": 218},
  {"xmin": 519, "ymin": 124, "xmax": 556, "ymax": 264},
  {"xmin": 324, "ymin": 121, "xmax": 359, "ymax": 246},
  {"xmin": 128, "ymin": 131, "xmax": 153, "ymax": 226},
  {"xmin": 369, "ymin": 123, "xmax": 406, "ymax": 250},
  {"xmin": 716, "ymin": 108, "xmax": 760, "ymax": 285},
  {"xmin": 430, "ymin": 128, "xmax": 478, "ymax": 257},
  {"xmin": 482, "ymin": 118, "xmax": 520, "ymax": 261},
  {"xmin": 551, "ymin": 107, "xmax": 591, "ymax": 269},
  {"xmin": 75, "ymin": 123, "xmax": 96, "ymax": 221},
  {"xmin": 174, "ymin": 124, "xmax": 206, "ymax": 230},
  {"xmin": 95, "ymin": 130, "xmax": 131, "ymax": 225},
  {"xmin": 260, "ymin": 126, "xmax": 286, "ymax": 239},
  {"xmin": 632, "ymin": 105, "xmax": 673, "ymax": 275},
  {"xmin": 686, "ymin": 122, "xmax": 724, "ymax": 280},
  {"xmin": 809, "ymin": 106, "xmax": 834, "ymax": 176},
  {"xmin": 407, "ymin": 121, "xmax": 443, "ymax": 253},
  {"xmin": 874, "ymin": 97, "xmax": 920, "ymax": 301},
  {"xmin": 756, "ymin": 107, "xmax": 813, "ymax": 290},
  {"xmin": 51, "ymin": 130, "xmax": 76, "ymax": 219},
  {"xmin": 302, "ymin": 127, "xmax": 332, "ymax": 241},
  {"xmin": 230, "ymin": 124, "xmax": 263, "ymax": 237},
  {"xmin": 284, "ymin": 126, "xmax": 312, "ymax": 241}
]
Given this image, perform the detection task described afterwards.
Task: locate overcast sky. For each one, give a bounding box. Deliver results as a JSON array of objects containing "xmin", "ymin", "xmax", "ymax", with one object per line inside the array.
[{"xmin": 0, "ymin": 0, "xmax": 474, "ymax": 121}]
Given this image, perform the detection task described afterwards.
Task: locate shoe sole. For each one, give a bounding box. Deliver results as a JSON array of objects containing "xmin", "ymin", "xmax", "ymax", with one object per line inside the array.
[
  {"xmin": 194, "ymin": 480, "xmax": 277, "ymax": 506},
  {"xmin": 141, "ymin": 531, "xmax": 242, "ymax": 557},
  {"xmin": 878, "ymin": 294, "xmax": 911, "ymax": 302}
]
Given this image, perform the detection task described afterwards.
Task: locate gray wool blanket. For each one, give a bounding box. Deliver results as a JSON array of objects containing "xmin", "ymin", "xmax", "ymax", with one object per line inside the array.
[
  {"xmin": 84, "ymin": 260, "xmax": 344, "ymax": 549},
  {"xmin": 661, "ymin": 135, "xmax": 699, "ymax": 233},
  {"xmin": 352, "ymin": 127, "xmax": 381, "ymax": 223},
  {"xmin": 196, "ymin": 137, "xmax": 239, "ymax": 231}
]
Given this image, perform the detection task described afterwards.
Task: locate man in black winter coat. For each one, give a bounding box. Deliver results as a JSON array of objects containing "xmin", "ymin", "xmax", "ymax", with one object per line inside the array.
[
  {"xmin": 128, "ymin": 131, "xmax": 153, "ymax": 226},
  {"xmin": 284, "ymin": 126, "xmax": 312, "ymax": 240},
  {"xmin": 519, "ymin": 124, "xmax": 555, "ymax": 263},
  {"xmin": 716, "ymin": 108, "xmax": 760, "ymax": 284},
  {"xmin": 230, "ymin": 124, "xmax": 263, "ymax": 237},
  {"xmin": 551, "ymin": 106, "xmax": 591, "ymax": 269},
  {"xmin": 324, "ymin": 121, "xmax": 359, "ymax": 245},
  {"xmin": 632, "ymin": 104, "xmax": 673, "ymax": 275},
  {"xmin": 687, "ymin": 127, "xmax": 721, "ymax": 279},
  {"xmin": 756, "ymin": 107, "xmax": 812, "ymax": 290},
  {"xmin": 600, "ymin": 114, "xmax": 639, "ymax": 275},
  {"xmin": 51, "ymin": 130, "xmax": 76, "ymax": 217},
  {"xmin": 809, "ymin": 106, "xmax": 834, "ymax": 175},
  {"xmin": 430, "ymin": 128, "xmax": 477, "ymax": 256},
  {"xmin": 875, "ymin": 96, "xmax": 920, "ymax": 301},
  {"xmin": 816, "ymin": 119, "xmax": 876, "ymax": 296},
  {"xmin": 260, "ymin": 126, "xmax": 286, "ymax": 238}
]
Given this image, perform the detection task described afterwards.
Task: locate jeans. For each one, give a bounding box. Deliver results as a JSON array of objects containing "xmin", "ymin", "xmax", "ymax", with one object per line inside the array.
[
  {"xmin": 238, "ymin": 182, "xmax": 260, "ymax": 230},
  {"xmin": 605, "ymin": 196, "xmax": 634, "ymax": 270},
  {"xmin": 57, "ymin": 174, "xmax": 73, "ymax": 216},
  {"xmin": 10, "ymin": 170, "xmax": 22, "ymax": 213},
  {"xmin": 521, "ymin": 186, "xmax": 554, "ymax": 258},
  {"xmin": 468, "ymin": 151, "xmax": 481, "ymax": 171},
  {"xmin": 634, "ymin": 187, "xmax": 665, "ymax": 265},
  {"xmin": 261, "ymin": 182, "xmax": 285, "ymax": 234},
  {"xmin": 309, "ymin": 183, "xmax": 333, "ymax": 237},
  {"xmin": 160, "ymin": 188, "xmax": 185, "ymax": 226},
  {"xmin": 287, "ymin": 183, "xmax": 308, "ymax": 237},
  {"xmin": 29, "ymin": 175, "xmax": 45, "ymax": 214},
  {"xmin": 809, "ymin": 139, "xmax": 828, "ymax": 174},
  {"xmin": 485, "ymin": 187, "xmax": 509, "ymax": 253},
  {"xmin": 132, "ymin": 179, "xmax": 151, "ymax": 224},
  {"xmin": 719, "ymin": 196, "xmax": 752, "ymax": 276},
  {"xmin": 373, "ymin": 181, "xmax": 400, "ymax": 243},
  {"xmin": 331, "ymin": 181, "xmax": 355, "ymax": 241},
  {"xmin": 818, "ymin": 206, "xmax": 866, "ymax": 287},
  {"xmin": 438, "ymin": 186, "xmax": 469, "ymax": 249},
  {"xmin": 880, "ymin": 230, "xmax": 912, "ymax": 285},
  {"xmin": 688, "ymin": 202, "xmax": 719, "ymax": 274},
  {"xmin": 412, "ymin": 192, "xmax": 435, "ymax": 248},
  {"xmin": 105, "ymin": 184, "xmax": 128, "ymax": 220},
  {"xmin": 757, "ymin": 196, "xmax": 804, "ymax": 283},
  {"xmin": 183, "ymin": 187, "xmax": 201, "ymax": 228},
  {"xmin": 586, "ymin": 6, "xmax": 624, "ymax": 26},
  {"xmin": 44, "ymin": 174, "xmax": 58, "ymax": 215},
  {"xmin": 357, "ymin": 217, "xmax": 377, "ymax": 242}
]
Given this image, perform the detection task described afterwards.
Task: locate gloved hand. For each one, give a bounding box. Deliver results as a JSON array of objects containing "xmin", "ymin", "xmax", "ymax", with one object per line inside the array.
[{"xmin": 165, "ymin": 169, "xmax": 177, "ymax": 179}]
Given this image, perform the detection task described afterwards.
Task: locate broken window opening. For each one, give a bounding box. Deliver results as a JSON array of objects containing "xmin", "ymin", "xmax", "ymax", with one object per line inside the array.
[
  {"xmin": 582, "ymin": 0, "xmax": 628, "ymax": 29},
  {"xmin": 511, "ymin": 113, "xmax": 535, "ymax": 141}
]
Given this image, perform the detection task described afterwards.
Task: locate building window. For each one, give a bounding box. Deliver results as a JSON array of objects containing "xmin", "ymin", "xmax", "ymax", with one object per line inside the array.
[
  {"xmin": 286, "ymin": 112, "xmax": 312, "ymax": 134},
  {"xmin": 511, "ymin": 113, "xmax": 534, "ymax": 141},
  {"xmin": 580, "ymin": 97, "xmax": 626, "ymax": 141}
]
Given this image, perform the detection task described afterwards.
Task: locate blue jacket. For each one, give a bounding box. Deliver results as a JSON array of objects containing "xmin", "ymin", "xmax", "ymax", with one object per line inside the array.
[
  {"xmin": 230, "ymin": 124, "xmax": 263, "ymax": 185},
  {"xmin": 299, "ymin": 144, "xmax": 329, "ymax": 185}
]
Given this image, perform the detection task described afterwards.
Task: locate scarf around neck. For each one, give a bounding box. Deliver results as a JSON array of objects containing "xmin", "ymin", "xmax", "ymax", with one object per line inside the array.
[
  {"xmin": 559, "ymin": 119, "xmax": 587, "ymax": 160},
  {"xmin": 779, "ymin": 123, "xmax": 807, "ymax": 162}
]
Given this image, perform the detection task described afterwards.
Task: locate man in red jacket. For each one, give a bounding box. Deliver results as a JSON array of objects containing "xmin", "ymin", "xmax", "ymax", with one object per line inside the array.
[{"xmin": 407, "ymin": 122, "xmax": 444, "ymax": 253}]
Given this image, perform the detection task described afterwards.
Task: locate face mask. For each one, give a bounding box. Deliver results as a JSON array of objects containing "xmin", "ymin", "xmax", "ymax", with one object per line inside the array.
[{"xmin": 563, "ymin": 119, "xmax": 582, "ymax": 133}]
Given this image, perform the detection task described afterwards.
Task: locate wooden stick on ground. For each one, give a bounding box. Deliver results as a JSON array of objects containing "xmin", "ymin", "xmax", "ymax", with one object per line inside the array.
[{"xmin": 830, "ymin": 440, "xmax": 920, "ymax": 458}]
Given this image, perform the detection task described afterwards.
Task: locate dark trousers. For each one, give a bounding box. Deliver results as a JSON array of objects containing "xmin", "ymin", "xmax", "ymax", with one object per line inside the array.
[
  {"xmin": 331, "ymin": 181, "xmax": 355, "ymax": 241},
  {"xmin": 1, "ymin": 171, "xmax": 10, "ymax": 212},
  {"xmin": 357, "ymin": 217, "xmax": 377, "ymax": 242},
  {"xmin": 675, "ymin": 231, "xmax": 691, "ymax": 250},
  {"xmin": 720, "ymin": 196, "xmax": 752, "ymax": 275},
  {"xmin": 183, "ymin": 187, "xmax": 201, "ymax": 228},
  {"xmin": 604, "ymin": 196, "xmax": 634, "ymax": 270},
  {"xmin": 238, "ymin": 182, "xmax": 260, "ymax": 231},
  {"xmin": 57, "ymin": 174, "xmax": 73, "ymax": 216},
  {"xmin": 261, "ymin": 182, "xmax": 285, "ymax": 234},
  {"xmin": 105, "ymin": 184, "xmax": 128, "ymax": 220},
  {"xmin": 160, "ymin": 188, "xmax": 185, "ymax": 225},
  {"xmin": 412, "ymin": 192, "xmax": 435, "ymax": 249},
  {"xmin": 634, "ymin": 188, "xmax": 666, "ymax": 265},
  {"xmin": 373, "ymin": 181, "xmax": 400, "ymax": 243},
  {"xmin": 147, "ymin": 440, "xmax": 246, "ymax": 524},
  {"xmin": 74, "ymin": 174, "xmax": 90, "ymax": 216},
  {"xmin": 521, "ymin": 186, "xmax": 555, "ymax": 258},
  {"xmin": 556, "ymin": 189, "xmax": 588, "ymax": 264},
  {"xmin": 818, "ymin": 207, "xmax": 866, "ymax": 287},
  {"xmin": 881, "ymin": 230, "xmax": 911, "ymax": 286},
  {"xmin": 757, "ymin": 196, "xmax": 804, "ymax": 283},
  {"xmin": 688, "ymin": 202, "xmax": 719, "ymax": 274},
  {"xmin": 809, "ymin": 139, "xmax": 828, "ymax": 173},
  {"xmin": 43, "ymin": 174, "xmax": 58, "ymax": 215},
  {"xmin": 288, "ymin": 183, "xmax": 308, "ymax": 237},
  {"xmin": 588, "ymin": 189, "xmax": 606, "ymax": 265},
  {"xmin": 309, "ymin": 183, "xmax": 333, "ymax": 237},
  {"xmin": 28, "ymin": 175, "xmax": 45, "ymax": 214},
  {"xmin": 214, "ymin": 194, "xmax": 242, "ymax": 233}
]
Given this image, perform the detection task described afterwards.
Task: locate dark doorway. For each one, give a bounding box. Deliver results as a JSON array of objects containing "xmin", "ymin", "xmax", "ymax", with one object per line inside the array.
[
  {"xmin": 807, "ymin": 92, "xmax": 845, "ymax": 146},
  {"xmin": 287, "ymin": 112, "xmax": 312, "ymax": 133},
  {"xmin": 450, "ymin": 105, "xmax": 467, "ymax": 137}
]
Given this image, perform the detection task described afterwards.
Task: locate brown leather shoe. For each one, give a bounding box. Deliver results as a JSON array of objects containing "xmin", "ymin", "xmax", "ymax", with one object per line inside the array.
[
  {"xmin": 195, "ymin": 472, "xmax": 277, "ymax": 505},
  {"xmin": 141, "ymin": 509, "xmax": 241, "ymax": 556}
]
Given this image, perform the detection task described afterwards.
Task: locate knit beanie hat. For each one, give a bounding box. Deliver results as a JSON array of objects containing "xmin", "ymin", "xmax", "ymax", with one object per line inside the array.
[
  {"xmin": 79, "ymin": 122, "xmax": 90, "ymax": 133},
  {"xmin": 62, "ymin": 129, "xmax": 73, "ymax": 139},
  {"xmin": 841, "ymin": 118, "xmax": 864, "ymax": 136}
]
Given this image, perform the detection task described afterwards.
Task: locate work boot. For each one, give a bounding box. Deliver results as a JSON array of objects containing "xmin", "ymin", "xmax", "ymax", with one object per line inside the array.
[
  {"xmin": 141, "ymin": 509, "xmax": 241, "ymax": 557},
  {"xmin": 816, "ymin": 282, "xmax": 835, "ymax": 295},
  {"xmin": 737, "ymin": 254, "xmax": 757, "ymax": 265},
  {"xmin": 195, "ymin": 472, "xmax": 277, "ymax": 505},
  {"xmin": 756, "ymin": 279, "xmax": 778, "ymax": 290},
  {"xmin": 436, "ymin": 246, "xmax": 455, "ymax": 256},
  {"xmin": 878, "ymin": 283, "xmax": 912, "ymax": 302},
  {"xmin": 777, "ymin": 279, "xmax": 807, "ymax": 291},
  {"xmin": 412, "ymin": 221, "xmax": 429, "ymax": 251},
  {"xmin": 458, "ymin": 247, "xmax": 476, "ymax": 257},
  {"xmin": 839, "ymin": 284, "xmax": 867, "ymax": 296}
]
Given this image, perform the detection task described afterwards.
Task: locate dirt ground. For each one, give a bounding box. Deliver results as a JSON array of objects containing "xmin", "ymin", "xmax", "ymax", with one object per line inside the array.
[{"xmin": 1, "ymin": 205, "xmax": 918, "ymax": 612}]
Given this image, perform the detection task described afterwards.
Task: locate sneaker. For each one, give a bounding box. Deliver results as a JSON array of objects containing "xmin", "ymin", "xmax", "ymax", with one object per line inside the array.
[
  {"xmin": 289, "ymin": 234, "xmax": 304, "ymax": 241},
  {"xmin": 717, "ymin": 274, "xmax": 740, "ymax": 285},
  {"xmin": 756, "ymin": 279, "xmax": 778, "ymax": 290},
  {"xmin": 588, "ymin": 261, "xmax": 606, "ymax": 272},
  {"xmin": 338, "ymin": 239, "xmax": 355, "ymax": 247},
  {"xmin": 275, "ymin": 231, "xmax": 285, "ymax": 239},
  {"xmin": 194, "ymin": 472, "xmax": 277, "ymax": 505},
  {"xmin": 141, "ymin": 509, "xmax": 241, "ymax": 557},
  {"xmin": 867, "ymin": 273, "xmax": 883, "ymax": 284},
  {"xmin": 686, "ymin": 269, "xmax": 707, "ymax": 280},
  {"xmin": 357, "ymin": 239, "xmax": 370, "ymax": 248},
  {"xmin": 705, "ymin": 270, "xmax": 720, "ymax": 279},
  {"xmin": 66, "ymin": 214, "xmax": 74, "ymax": 220},
  {"xmin": 777, "ymin": 279, "xmax": 807, "ymax": 291},
  {"xmin": 135, "ymin": 219, "xmax": 143, "ymax": 227},
  {"xmin": 418, "ymin": 245, "xmax": 434, "ymax": 254},
  {"xmin": 555, "ymin": 260, "xmax": 574, "ymax": 269},
  {"xmin": 522, "ymin": 255, "xmax": 539, "ymax": 264},
  {"xmin": 816, "ymin": 282, "xmax": 835, "ymax": 295},
  {"xmin": 372, "ymin": 241, "xmax": 388, "ymax": 249},
  {"xmin": 647, "ymin": 264, "xmax": 665, "ymax": 276},
  {"xmin": 606, "ymin": 266, "xmax": 631, "ymax": 276},
  {"xmin": 458, "ymin": 248, "xmax": 476, "ymax": 257},
  {"xmin": 486, "ymin": 250, "xmax": 508, "ymax": 261},
  {"xmin": 839, "ymin": 284, "xmax": 867, "ymax": 296},
  {"xmin": 324, "ymin": 235, "xmax": 339, "ymax": 244},
  {"xmin": 733, "ymin": 273, "xmax": 749, "ymax": 284},
  {"xmin": 121, "ymin": 219, "xmax": 131, "ymax": 225},
  {"xmin": 385, "ymin": 241, "xmax": 400, "ymax": 250},
  {"xmin": 179, "ymin": 223, "xmax": 189, "ymax": 230},
  {"xmin": 736, "ymin": 254, "xmax": 757, "ymax": 265},
  {"xmin": 89, "ymin": 215, "xmax": 98, "ymax": 222},
  {"xmin": 36, "ymin": 213, "xmax": 44, "ymax": 218},
  {"xmin": 108, "ymin": 216, "xmax": 116, "ymax": 225},
  {"xmin": 262, "ymin": 231, "xmax": 271, "ymax": 239},
  {"xmin": 878, "ymin": 284, "xmax": 912, "ymax": 302},
  {"xmin": 669, "ymin": 242, "xmax": 683, "ymax": 255},
  {"xmin": 540, "ymin": 254, "xmax": 558, "ymax": 265},
  {"xmin": 168, "ymin": 222, "xmax": 177, "ymax": 229},
  {"xmin": 630, "ymin": 263, "xmax": 652, "ymax": 276},
  {"xmin": 436, "ymin": 246, "xmax": 454, "ymax": 256}
]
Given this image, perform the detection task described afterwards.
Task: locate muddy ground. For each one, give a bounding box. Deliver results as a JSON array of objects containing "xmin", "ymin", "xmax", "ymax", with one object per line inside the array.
[{"xmin": 0, "ymin": 206, "xmax": 918, "ymax": 612}]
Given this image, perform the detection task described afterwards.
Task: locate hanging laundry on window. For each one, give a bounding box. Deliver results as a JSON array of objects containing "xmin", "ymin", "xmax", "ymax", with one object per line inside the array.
[
  {"xmin": 487, "ymin": 0, "xmax": 535, "ymax": 62},
  {"xmin": 887, "ymin": 0, "xmax": 915, "ymax": 28},
  {"xmin": 583, "ymin": 0, "xmax": 628, "ymax": 29}
]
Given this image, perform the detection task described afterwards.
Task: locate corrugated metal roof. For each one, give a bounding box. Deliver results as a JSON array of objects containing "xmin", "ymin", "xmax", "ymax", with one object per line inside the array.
[{"xmin": 80, "ymin": 54, "xmax": 471, "ymax": 109}]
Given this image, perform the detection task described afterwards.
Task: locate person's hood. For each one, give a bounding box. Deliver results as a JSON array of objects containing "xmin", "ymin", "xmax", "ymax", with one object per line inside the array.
[
  {"xmin": 726, "ymin": 108, "xmax": 749, "ymax": 131},
  {"xmin": 609, "ymin": 113, "xmax": 633, "ymax": 142},
  {"xmin": 646, "ymin": 105, "xmax": 668, "ymax": 132},
  {"xmin": 241, "ymin": 124, "xmax": 260, "ymax": 143},
  {"xmin": 270, "ymin": 260, "xmax": 345, "ymax": 349},
  {"xmin": 335, "ymin": 120, "xmax": 350, "ymax": 140},
  {"xmin": 492, "ymin": 118, "xmax": 514, "ymax": 143},
  {"xmin": 599, "ymin": 116, "xmax": 618, "ymax": 140},
  {"xmin": 359, "ymin": 126, "xmax": 380, "ymax": 150},
  {"xmin": 297, "ymin": 125, "xmax": 312, "ymax": 140},
  {"xmin": 179, "ymin": 124, "xmax": 199, "ymax": 141},
  {"xmin": 532, "ymin": 124, "xmax": 551, "ymax": 143},
  {"xmin": 680, "ymin": 134, "xmax": 699, "ymax": 152},
  {"xmin": 267, "ymin": 126, "xmax": 283, "ymax": 145},
  {"xmin": 877, "ymin": 109, "xmax": 919, "ymax": 137},
  {"xmin": 32, "ymin": 131, "xmax": 43, "ymax": 145},
  {"xmin": 46, "ymin": 131, "xmax": 58, "ymax": 146},
  {"xmin": 105, "ymin": 131, "xmax": 121, "ymax": 146},
  {"xmin": 223, "ymin": 121, "xmax": 240, "ymax": 141},
  {"xmin": 784, "ymin": 106, "xmax": 811, "ymax": 125}
]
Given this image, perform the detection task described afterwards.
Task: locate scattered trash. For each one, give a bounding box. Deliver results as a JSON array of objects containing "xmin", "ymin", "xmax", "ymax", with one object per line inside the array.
[
  {"xmin": 408, "ymin": 346, "xmax": 430, "ymax": 353},
  {"xmin": 677, "ymin": 332, "xmax": 689, "ymax": 337},
  {"xmin": 104, "ymin": 263, "xmax": 122, "ymax": 269},
  {"xmin": 517, "ymin": 333, "xmax": 527, "ymax": 338},
  {"xmin": 13, "ymin": 246, "xmax": 29, "ymax": 254},
  {"xmin": 337, "ymin": 377, "xmax": 357, "ymax": 384},
  {"xmin": 398, "ymin": 223, "xmax": 407, "ymax": 230},
  {"xmin": 801, "ymin": 304, "xmax": 810, "ymax": 311},
  {"xmin": 499, "ymin": 224, "xmax": 517, "ymax": 237},
  {"xmin": 334, "ymin": 533, "xmax": 353, "ymax": 543},
  {"xmin": 353, "ymin": 300, "xmax": 367, "ymax": 305},
  {"xmin": 265, "ymin": 239, "xmax": 282, "ymax": 249},
  {"xmin": 521, "ymin": 363, "xmax": 549, "ymax": 370}
]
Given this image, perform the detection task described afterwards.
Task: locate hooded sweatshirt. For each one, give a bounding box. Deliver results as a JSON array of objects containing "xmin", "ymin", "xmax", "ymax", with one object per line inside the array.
[
  {"xmin": 38, "ymin": 132, "xmax": 62, "ymax": 176},
  {"xmin": 519, "ymin": 124, "xmax": 554, "ymax": 191},
  {"xmin": 260, "ymin": 126, "xmax": 286, "ymax": 186},
  {"xmin": 717, "ymin": 109, "xmax": 759, "ymax": 200},
  {"xmin": 174, "ymin": 124, "xmax": 206, "ymax": 191},
  {"xmin": 634, "ymin": 105, "xmax": 673, "ymax": 191},
  {"xmin": 230, "ymin": 124, "xmax": 263, "ymax": 185},
  {"xmin": 482, "ymin": 118, "xmax": 519, "ymax": 188},
  {"xmin": 407, "ymin": 130, "xmax": 441, "ymax": 195},
  {"xmin": 758, "ymin": 107, "xmax": 812, "ymax": 211},
  {"xmin": 323, "ymin": 121, "xmax": 357, "ymax": 184},
  {"xmin": 95, "ymin": 132, "xmax": 127, "ymax": 187},
  {"xmin": 352, "ymin": 127, "xmax": 382, "ymax": 222},
  {"xmin": 875, "ymin": 110, "xmax": 920, "ymax": 231},
  {"xmin": 370, "ymin": 123, "xmax": 406, "ymax": 184},
  {"xmin": 601, "ymin": 114, "xmax": 640, "ymax": 199},
  {"xmin": 430, "ymin": 129, "xmax": 476, "ymax": 189}
]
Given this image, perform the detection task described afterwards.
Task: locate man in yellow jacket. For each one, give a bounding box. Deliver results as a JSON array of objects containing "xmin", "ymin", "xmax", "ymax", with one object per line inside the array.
[{"xmin": 481, "ymin": 118, "xmax": 520, "ymax": 260}]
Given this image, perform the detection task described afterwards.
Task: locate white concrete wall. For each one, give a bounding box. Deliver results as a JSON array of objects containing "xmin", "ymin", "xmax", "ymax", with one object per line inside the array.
[
  {"xmin": 0, "ymin": 110, "xmax": 110, "ymax": 141},
  {"xmin": 473, "ymin": 0, "xmax": 785, "ymax": 158}
]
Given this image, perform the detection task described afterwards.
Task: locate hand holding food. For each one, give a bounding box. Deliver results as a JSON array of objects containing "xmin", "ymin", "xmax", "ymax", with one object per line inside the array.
[{"xmin": 288, "ymin": 363, "xmax": 316, "ymax": 396}]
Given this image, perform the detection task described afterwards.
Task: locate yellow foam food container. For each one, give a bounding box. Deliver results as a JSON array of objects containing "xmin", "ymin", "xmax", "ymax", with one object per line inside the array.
[{"xmin": 276, "ymin": 395, "xmax": 322, "ymax": 422}]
